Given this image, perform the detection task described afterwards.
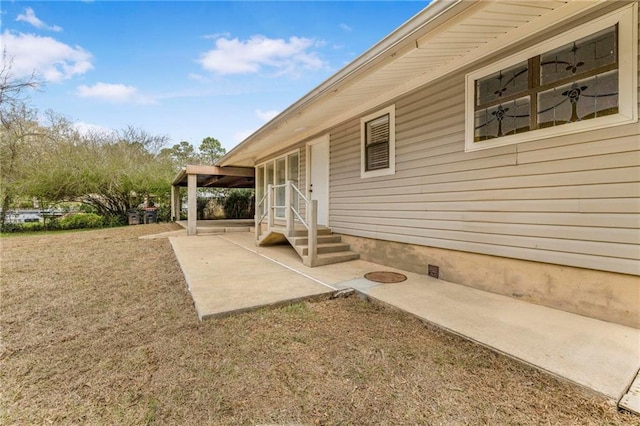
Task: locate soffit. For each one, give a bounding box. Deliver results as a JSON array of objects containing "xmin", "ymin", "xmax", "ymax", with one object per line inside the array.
[
  {"xmin": 172, "ymin": 165, "xmax": 255, "ymax": 188},
  {"xmin": 220, "ymin": 0, "xmax": 605, "ymax": 167}
]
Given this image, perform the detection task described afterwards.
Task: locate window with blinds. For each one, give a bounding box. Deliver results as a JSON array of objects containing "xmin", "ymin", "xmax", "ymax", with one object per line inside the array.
[
  {"xmin": 360, "ymin": 105, "xmax": 396, "ymax": 178},
  {"xmin": 365, "ymin": 114, "xmax": 390, "ymax": 171}
]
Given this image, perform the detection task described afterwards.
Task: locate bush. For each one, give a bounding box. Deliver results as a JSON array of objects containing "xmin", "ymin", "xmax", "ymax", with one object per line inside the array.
[
  {"xmin": 57, "ymin": 213, "xmax": 105, "ymax": 229},
  {"xmin": 0, "ymin": 213, "xmax": 110, "ymax": 233},
  {"xmin": 223, "ymin": 189, "xmax": 254, "ymax": 219},
  {"xmin": 103, "ymin": 214, "xmax": 126, "ymax": 228},
  {"xmin": 155, "ymin": 205, "xmax": 171, "ymax": 222},
  {"xmin": 1, "ymin": 221, "xmax": 48, "ymax": 233}
]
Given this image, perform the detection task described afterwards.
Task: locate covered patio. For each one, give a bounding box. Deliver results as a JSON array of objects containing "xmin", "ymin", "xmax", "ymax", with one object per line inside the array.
[{"xmin": 171, "ymin": 165, "xmax": 255, "ymax": 236}]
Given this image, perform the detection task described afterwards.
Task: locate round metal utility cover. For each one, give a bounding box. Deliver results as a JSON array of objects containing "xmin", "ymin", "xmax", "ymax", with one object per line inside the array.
[{"xmin": 364, "ymin": 271, "xmax": 407, "ymax": 283}]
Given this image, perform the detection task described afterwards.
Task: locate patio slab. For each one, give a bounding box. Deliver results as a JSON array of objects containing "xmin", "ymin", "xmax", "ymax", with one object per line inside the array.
[
  {"xmin": 169, "ymin": 235, "xmax": 335, "ymax": 320},
  {"xmin": 168, "ymin": 231, "xmax": 640, "ymax": 404}
]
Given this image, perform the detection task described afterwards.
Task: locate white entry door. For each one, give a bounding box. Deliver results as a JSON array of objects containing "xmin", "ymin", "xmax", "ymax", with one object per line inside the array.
[{"xmin": 308, "ymin": 136, "xmax": 329, "ymax": 226}]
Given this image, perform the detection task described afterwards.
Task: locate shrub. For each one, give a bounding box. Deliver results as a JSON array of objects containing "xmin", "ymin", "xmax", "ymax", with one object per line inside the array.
[
  {"xmin": 1, "ymin": 221, "xmax": 47, "ymax": 233},
  {"xmin": 1, "ymin": 213, "xmax": 117, "ymax": 234},
  {"xmin": 103, "ymin": 214, "xmax": 126, "ymax": 227},
  {"xmin": 57, "ymin": 213, "xmax": 105, "ymax": 229},
  {"xmin": 223, "ymin": 189, "xmax": 254, "ymax": 219},
  {"xmin": 155, "ymin": 205, "xmax": 171, "ymax": 222}
]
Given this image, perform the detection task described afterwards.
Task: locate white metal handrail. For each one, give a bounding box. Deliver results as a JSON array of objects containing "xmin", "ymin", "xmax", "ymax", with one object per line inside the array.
[{"xmin": 255, "ymin": 180, "xmax": 318, "ymax": 265}]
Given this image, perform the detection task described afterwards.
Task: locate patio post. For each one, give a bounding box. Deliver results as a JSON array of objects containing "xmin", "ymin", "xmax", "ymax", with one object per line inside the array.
[
  {"xmin": 253, "ymin": 197, "xmax": 263, "ymax": 244},
  {"xmin": 187, "ymin": 173, "xmax": 197, "ymax": 236},
  {"xmin": 171, "ymin": 185, "xmax": 181, "ymax": 222}
]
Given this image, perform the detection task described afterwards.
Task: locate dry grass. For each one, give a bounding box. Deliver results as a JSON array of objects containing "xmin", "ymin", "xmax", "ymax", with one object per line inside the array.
[{"xmin": 0, "ymin": 225, "xmax": 635, "ymax": 425}]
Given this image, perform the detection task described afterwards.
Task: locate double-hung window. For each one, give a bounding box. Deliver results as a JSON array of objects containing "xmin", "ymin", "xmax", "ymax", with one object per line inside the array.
[
  {"xmin": 465, "ymin": 4, "xmax": 637, "ymax": 151},
  {"xmin": 361, "ymin": 105, "xmax": 396, "ymax": 178}
]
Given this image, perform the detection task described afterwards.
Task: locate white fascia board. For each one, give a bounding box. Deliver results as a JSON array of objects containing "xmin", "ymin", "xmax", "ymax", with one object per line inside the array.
[
  {"xmin": 219, "ymin": 1, "xmax": 610, "ymax": 168},
  {"xmin": 217, "ymin": 0, "xmax": 465, "ymax": 167},
  {"xmin": 290, "ymin": 1, "xmax": 609, "ymax": 158}
]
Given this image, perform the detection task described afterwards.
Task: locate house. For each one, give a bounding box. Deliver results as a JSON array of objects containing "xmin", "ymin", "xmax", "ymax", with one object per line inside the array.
[{"xmin": 214, "ymin": 0, "xmax": 639, "ymax": 328}]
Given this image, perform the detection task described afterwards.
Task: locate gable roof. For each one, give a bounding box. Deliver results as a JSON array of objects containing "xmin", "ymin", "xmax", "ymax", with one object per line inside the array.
[{"xmin": 218, "ymin": 0, "xmax": 611, "ymax": 167}]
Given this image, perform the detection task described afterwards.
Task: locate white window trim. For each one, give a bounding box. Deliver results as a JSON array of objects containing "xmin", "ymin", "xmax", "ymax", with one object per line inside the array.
[
  {"xmin": 361, "ymin": 104, "xmax": 396, "ymax": 179},
  {"xmin": 256, "ymin": 148, "xmax": 301, "ymax": 195},
  {"xmin": 464, "ymin": 3, "xmax": 638, "ymax": 152}
]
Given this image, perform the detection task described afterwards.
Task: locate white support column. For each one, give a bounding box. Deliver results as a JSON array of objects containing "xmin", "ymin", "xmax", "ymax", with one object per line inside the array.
[
  {"xmin": 255, "ymin": 188, "xmax": 263, "ymax": 242},
  {"xmin": 171, "ymin": 185, "xmax": 181, "ymax": 222},
  {"xmin": 187, "ymin": 173, "xmax": 197, "ymax": 236}
]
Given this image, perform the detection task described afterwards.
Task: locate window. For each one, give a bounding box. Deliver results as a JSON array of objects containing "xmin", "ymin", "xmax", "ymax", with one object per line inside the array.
[
  {"xmin": 287, "ymin": 152, "xmax": 299, "ymax": 210},
  {"xmin": 465, "ymin": 5, "xmax": 637, "ymax": 151},
  {"xmin": 256, "ymin": 149, "xmax": 300, "ymax": 218},
  {"xmin": 361, "ymin": 105, "xmax": 395, "ymax": 178},
  {"xmin": 275, "ymin": 157, "xmax": 286, "ymax": 218}
]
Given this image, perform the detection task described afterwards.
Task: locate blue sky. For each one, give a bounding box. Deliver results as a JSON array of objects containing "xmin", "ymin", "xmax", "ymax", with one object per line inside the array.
[{"xmin": 2, "ymin": 1, "xmax": 428, "ymax": 152}]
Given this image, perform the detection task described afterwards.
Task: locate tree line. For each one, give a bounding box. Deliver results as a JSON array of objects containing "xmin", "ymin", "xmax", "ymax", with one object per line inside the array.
[{"xmin": 0, "ymin": 61, "xmax": 228, "ymax": 229}]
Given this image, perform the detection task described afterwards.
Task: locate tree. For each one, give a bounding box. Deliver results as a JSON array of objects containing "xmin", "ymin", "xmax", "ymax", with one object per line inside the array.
[
  {"xmin": 116, "ymin": 125, "xmax": 170, "ymax": 154},
  {"xmin": 0, "ymin": 57, "xmax": 177, "ymax": 227},
  {"xmin": 0, "ymin": 106, "xmax": 38, "ymax": 226},
  {"xmin": 198, "ymin": 137, "xmax": 226, "ymax": 164},
  {"xmin": 23, "ymin": 126, "xmax": 175, "ymax": 223},
  {"xmin": 159, "ymin": 141, "xmax": 198, "ymax": 170},
  {"xmin": 0, "ymin": 53, "xmax": 41, "ymax": 127},
  {"xmin": 0, "ymin": 59, "xmax": 43, "ymax": 227}
]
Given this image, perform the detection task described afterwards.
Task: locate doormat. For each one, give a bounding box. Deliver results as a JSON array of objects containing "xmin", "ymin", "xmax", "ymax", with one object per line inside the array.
[{"xmin": 364, "ymin": 271, "xmax": 407, "ymax": 283}]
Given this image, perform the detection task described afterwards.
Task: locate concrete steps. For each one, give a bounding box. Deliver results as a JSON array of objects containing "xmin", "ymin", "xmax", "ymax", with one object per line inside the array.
[
  {"xmin": 197, "ymin": 226, "xmax": 250, "ymax": 235},
  {"xmin": 258, "ymin": 226, "xmax": 359, "ymax": 267},
  {"xmin": 306, "ymin": 250, "xmax": 360, "ymax": 267}
]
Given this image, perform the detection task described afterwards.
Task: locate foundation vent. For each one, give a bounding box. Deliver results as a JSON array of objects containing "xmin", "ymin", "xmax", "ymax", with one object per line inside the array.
[{"xmin": 428, "ymin": 264, "xmax": 439, "ymax": 279}]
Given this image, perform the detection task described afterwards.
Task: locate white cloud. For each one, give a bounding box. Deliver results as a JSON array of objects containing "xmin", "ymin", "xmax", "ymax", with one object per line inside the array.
[
  {"xmin": 16, "ymin": 7, "xmax": 63, "ymax": 32},
  {"xmin": 187, "ymin": 72, "xmax": 209, "ymax": 83},
  {"xmin": 76, "ymin": 82, "xmax": 144, "ymax": 103},
  {"xmin": 2, "ymin": 30, "xmax": 92, "ymax": 82},
  {"xmin": 198, "ymin": 34, "xmax": 325, "ymax": 76},
  {"xmin": 256, "ymin": 109, "xmax": 279, "ymax": 122},
  {"xmin": 203, "ymin": 32, "xmax": 230, "ymax": 40},
  {"xmin": 76, "ymin": 83, "xmax": 158, "ymax": 105},
  {"xmin": 340, "ymin": 23, "xmax": 352, "ymax": 32},
  {"xmin": 73, "ymin": 121, "xmax": 114, "ymax": 137}
]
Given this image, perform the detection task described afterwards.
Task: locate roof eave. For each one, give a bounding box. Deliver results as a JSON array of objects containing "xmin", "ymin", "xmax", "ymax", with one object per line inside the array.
[{"xmin": 218, "ymin": 0, "xmax": 466, "ymax": 167}]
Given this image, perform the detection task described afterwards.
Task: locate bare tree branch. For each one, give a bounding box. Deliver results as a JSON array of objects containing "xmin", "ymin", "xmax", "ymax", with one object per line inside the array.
[{"xmin": 0, "ymin": 51, "xmax": 42, "ymax": 128}]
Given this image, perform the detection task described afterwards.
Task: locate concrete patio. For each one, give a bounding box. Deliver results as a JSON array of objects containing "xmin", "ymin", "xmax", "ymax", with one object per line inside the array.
[{"xmin": 161, "ymin": 229, "xmax": 640, "ymax": 409}]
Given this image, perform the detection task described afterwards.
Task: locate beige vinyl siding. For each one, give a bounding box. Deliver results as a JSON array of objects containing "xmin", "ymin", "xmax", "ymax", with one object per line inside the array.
[{"xmin": 329, "ymin": 14, "xmax": 640, "ymax": 276}]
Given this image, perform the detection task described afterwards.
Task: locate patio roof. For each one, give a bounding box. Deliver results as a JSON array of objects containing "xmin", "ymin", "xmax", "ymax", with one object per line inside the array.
[{"xmin": 171, "ymin": 165, "xmax": 255, "ymax": 189}]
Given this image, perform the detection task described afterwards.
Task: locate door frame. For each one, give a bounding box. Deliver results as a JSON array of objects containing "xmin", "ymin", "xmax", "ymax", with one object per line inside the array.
[{"xmin": 305, "ymin": 134, "xmax": 330, "ymax": 226}]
